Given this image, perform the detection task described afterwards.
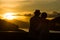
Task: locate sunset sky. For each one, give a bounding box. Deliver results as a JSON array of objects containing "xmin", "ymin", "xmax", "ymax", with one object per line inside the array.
[
  {"xmin": 0, "ymin": 0, "xmax": 60, "ymax": 14},
  {"xmin": 0, "ymin": 0, "xmax": 60, "ymax": 32}
]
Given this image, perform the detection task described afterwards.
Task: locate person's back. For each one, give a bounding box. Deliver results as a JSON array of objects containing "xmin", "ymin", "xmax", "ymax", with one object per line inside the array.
[
  {"xmin": 29, "ymin": 10, "xmax": 41, "ymax": 40},
  {"xmin": 30, "ymin": 16, "xmax": 40, "ymax": 32}
]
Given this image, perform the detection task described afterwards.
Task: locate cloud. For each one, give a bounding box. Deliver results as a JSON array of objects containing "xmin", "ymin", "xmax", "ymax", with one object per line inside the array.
[
  {"xmin": 0, "ymin": 0, "xmax": 60, "ymax": 13},
  {"xmin": 32, "ymin": 0, "xmax": 56, "ymax": 2},
  {"xmin": 18, "ymin": 0, "xmax": 60, "ymax": 12}
]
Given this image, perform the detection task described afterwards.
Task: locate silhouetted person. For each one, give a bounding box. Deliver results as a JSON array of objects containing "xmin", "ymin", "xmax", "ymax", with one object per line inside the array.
[
  {"xmin": 38, "ymin": 12, "xmax": 49, "ymax": 40},
  {"xmin": 29, "ymin": 10, "xmax": 41, "ymax": 40}
]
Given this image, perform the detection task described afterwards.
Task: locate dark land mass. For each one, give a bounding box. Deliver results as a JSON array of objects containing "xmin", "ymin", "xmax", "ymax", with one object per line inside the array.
[{"xmin": 0, "ymin": 30, "xmax": 60, "ymax": 40}]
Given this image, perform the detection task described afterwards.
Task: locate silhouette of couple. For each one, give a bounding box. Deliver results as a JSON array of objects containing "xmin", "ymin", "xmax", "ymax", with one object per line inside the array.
[{"xmin": 29, "ymin": 10, "xmax": 49, "ymax": 40}]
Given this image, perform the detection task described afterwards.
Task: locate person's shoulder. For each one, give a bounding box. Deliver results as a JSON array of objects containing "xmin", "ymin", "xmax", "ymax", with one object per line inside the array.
[
  {"xmin": 31, "ymin": 17, "xmax": 35, "ymax": 20},
  {"xmin": 46, "ymin": 19, "xmax": 50, "ymax": 22},
  {"xmin": 30, "ymin": 17, "xmax": 35, "ymax": 21},
  {"xmin": 31, "ymin": 16, "xmax": 35, "ymax": 18}
]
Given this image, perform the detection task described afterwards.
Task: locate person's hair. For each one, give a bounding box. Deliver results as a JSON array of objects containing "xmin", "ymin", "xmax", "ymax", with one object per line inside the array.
[
  {"xmin": 41, "ymin": 12, "xmax": 47, "ymax": 18},
  {"xmin": 34, "ymin": 10, "xmax": 41, "ymax": 16}
]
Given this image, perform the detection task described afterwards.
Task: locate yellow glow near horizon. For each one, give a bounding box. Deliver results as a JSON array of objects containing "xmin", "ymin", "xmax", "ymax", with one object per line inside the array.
[{"xmin": 2, "ymin": 12, "xmax": 16, "ymax": 20}]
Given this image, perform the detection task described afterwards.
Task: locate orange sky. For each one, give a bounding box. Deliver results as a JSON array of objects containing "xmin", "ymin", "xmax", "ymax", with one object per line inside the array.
[{"xmin": 0, "ymin": 0, "xmax": 60, "ymax": 14}]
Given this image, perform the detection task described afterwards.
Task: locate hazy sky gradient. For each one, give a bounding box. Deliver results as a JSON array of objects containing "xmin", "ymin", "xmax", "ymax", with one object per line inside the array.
[{"xmin": 0, "ymin": 0, "xmax": 60, "ymax": 14}]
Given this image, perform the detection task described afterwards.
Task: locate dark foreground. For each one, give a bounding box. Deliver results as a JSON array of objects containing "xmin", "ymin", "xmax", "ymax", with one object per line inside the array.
[{"xmin": 0, "ymin": 31, "xmax": 60, "ymax": 40}]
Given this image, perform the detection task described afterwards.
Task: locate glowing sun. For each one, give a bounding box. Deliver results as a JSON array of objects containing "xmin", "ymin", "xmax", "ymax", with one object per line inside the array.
[{"xmin": 2, "ymin": 12, "xmax": 16, "ymax": 20}]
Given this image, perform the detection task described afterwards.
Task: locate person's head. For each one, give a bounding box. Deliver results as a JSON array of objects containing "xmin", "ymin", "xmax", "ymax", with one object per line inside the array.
[
  {"xmin": 34, "ymin": 10, "xmax": 41, "ymax": 16},
  {"xmin": 41, "ymin": 12, "xmax": 47, "ymax": 18}
]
